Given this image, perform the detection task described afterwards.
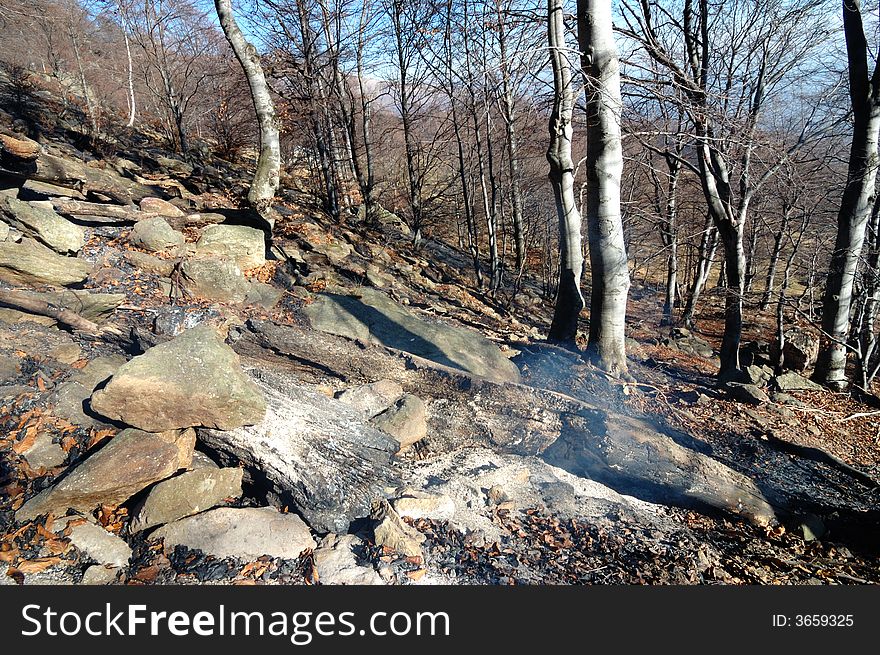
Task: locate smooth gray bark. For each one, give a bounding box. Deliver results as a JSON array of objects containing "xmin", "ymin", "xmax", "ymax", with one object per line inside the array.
[
  {"xmin": 546, "ymin": 0, "xmax": 585, "ymax": 344},
  {"xmin": 215, "ymin": 0, "xmax": 281, "ymax": 218},
  {"xmin": 814, "ymin": 0, "xmax": 880, "ymax": 389},
  {"xmin": 578, "ymin": 0, "xmax": 630, "ymax": 375}
]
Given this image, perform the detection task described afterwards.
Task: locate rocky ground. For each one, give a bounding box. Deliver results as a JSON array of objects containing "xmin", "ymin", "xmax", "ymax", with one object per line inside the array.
[{"xmin": 1, "ymin": 73, "xmax": 879, "ymax": 586}]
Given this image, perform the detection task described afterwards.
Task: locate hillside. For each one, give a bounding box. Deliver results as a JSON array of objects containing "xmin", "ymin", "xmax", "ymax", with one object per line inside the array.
[{"xmin": 1, "ymin": 72, "xmax": 880, "ymax": 587}]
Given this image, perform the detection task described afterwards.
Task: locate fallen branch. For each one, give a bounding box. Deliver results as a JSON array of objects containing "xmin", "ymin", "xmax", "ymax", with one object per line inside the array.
[
  {"xmin": 0, "ymin": 288, "xmax": 122, "ymax": 337},
  {"xmin": 763, "ymin": 431, "xmax": 880, "ymax": 489},
  {"xmin": 835, "ymin": 410, "xmax": 880, "ymax": 423}
]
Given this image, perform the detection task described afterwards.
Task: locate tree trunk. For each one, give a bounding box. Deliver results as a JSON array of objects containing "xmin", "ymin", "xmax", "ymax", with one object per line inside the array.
[
  {"xmin": 546, "ymin": 0, "xmax": 585, "ymax": 345},
  {"xmin": 390, "ymin": 0, "xmax": 423, "ymax": 243},
  {"xmin": 577, "ymin": 0, "xmax": 630, "ymax": 375},
  {"xmin": 659, "ymin": 155, "xmax": 681, "ymax": 326},
  {"xmin": 857, "ymin": 199, "xmax": 880, "ymax": 386},
  {"xmin": 760, "ymin": 206, "xmax": 792, "ymax": 311},
  {"xmin": 681, "ymin": 214, "xmax": 718, "ymax": 328},
  {"xmin": 122, "ymin": 26, "xmax": 136, "ymax": 128},
  {"xmin": 744, "ymin": 220, "xmax": 759, "ymax": 293},
  {"xmin": 495, "ymin": 4, "xmax": 526, "ymax": 278},
  {"xmin": 215, "ymin": 0, "xmax": 281, "ymax": 219},
  {"xmin": 814, "ymin": 0, "xmax": 880, "ymax": 389}
]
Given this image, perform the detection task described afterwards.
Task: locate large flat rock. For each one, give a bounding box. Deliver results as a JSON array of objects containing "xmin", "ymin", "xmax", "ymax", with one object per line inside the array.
[
  {"xmin": 15, "ymin": 428, "xmax": 188, "ymax": 521},
  {"xmin": 303, "ymin": 287, "xmax": 521, "ymax": 384},
  {"xmin": 90, "ymin": 324, "xmax": 266, "ymax": 432},
  {"xmin": 0, "ymin": 238, "xmax": 92, "ymax": 286},
  {"xmin": 0, "ymin": 196, "xmax": 84, "ymax": 254},
  {"xmin": 150, "ymin": 507, "xmax": 316, "ymax": 561}
]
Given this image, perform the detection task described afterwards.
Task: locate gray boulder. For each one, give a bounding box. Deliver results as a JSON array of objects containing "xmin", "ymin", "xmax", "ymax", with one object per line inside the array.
[
  {"xmin": 370, "ymin": 393, "xmax": 427, "ymax": 452},
  {"xmin": 724, "ymin": 382, "xmax": 770, "ymax": 405},
  {"xmin": 774, "ymin": 371, "xmax": 823, "ymax": 392},
  {"xmin": 150, "ymin": 507, "xmax": 316, "ymax": 561},
  {"xmin": 67, "ymin": 521, "xmax": 132, "ymax": 568},
  {"xmin": 15, "ymin": 428, "xmax": 190, "ymax": 521},
  {"xmin": 778, "ymin": 328, "xmax": 820, "ymax": 372},
  {"xmin": 130, "ymin": 467, "xmax": 243, "ymax": 532},
  {"xmin": 90, "ymin": 324, "xmax": 266, "ymax": 432},
  {"xmin": 128, "ymin": 217, "xmax": 184, "ymax": 254},
  {"xmin": 0, "ymin": 238, "xmax": 92, "ymax": 286},
  {"xmin": 196, "ymin": 224, "xmax": 266, "ymax": 270},
  {"xmin": 179, "ymin": 256, "xmax": 250, "ymax": 304},
  {"xmin": 0, "ymin": 196, "xmax": 84, "ymax": 254},
  {"xmin": 303, "ymin": 287, "xmax": 521, "ymax": 383}
]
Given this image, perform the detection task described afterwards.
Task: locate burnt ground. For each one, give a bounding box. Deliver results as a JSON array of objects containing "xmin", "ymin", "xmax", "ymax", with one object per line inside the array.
[{"xmin": 1, "ymin": 78, "xmax": 879, "ymax": 585}]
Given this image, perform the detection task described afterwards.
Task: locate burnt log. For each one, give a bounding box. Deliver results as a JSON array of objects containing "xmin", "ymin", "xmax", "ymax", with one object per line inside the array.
[
  {"xmin": 198, "ymin": 373, "xmax": 400, "ymax": 534},
  {"xmin": 231, "ymin": 319, "xmax": 781, "ymax": 526}
]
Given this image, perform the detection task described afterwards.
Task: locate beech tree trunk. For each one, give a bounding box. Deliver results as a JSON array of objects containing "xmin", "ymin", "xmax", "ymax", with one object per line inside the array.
[
  {"xmin": 577, "ymin": 0, "xmax": 630, "ymax": 375},
  {"xmin": 546, "ymin": 0, "xmax": 585, "ymax": 345},
  {"xmin": 681, "ymin": 214, "xmax": 718, "ymax": 328},
  {"xmin": 814, "ymin": 0, "xmax": 880, "ymax": 389},
  {"xmin": 215, "ymin": 0, "xmax": 281, "ymax": 219}
]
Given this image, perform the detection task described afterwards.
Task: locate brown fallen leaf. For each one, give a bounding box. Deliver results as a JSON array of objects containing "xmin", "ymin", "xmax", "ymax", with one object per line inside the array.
[
  {"xmin": 12, "ymin": 425, "xmax": 39, "ymax": 454},
  {"xmin": 406, "ymin": 568, "xmax": 427, "ymax": 582},
  {"xmin": 16, "ymin": 557, "xmax": 62, "ymax": 574}
]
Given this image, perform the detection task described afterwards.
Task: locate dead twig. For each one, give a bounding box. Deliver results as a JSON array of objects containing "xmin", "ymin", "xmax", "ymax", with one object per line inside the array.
[{"xmin": 0, "ymin": 289, "xmax": 123, "ymax": 337}]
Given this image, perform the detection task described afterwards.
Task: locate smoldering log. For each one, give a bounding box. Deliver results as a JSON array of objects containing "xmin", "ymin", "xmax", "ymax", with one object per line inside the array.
[{"xmin": 231, "ymin": 318, "xmax": 781, "ymax": 526}]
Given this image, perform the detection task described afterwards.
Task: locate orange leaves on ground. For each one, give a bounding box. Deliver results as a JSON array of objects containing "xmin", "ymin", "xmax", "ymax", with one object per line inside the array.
[
  {"xmin": 11, "ymin": 424, "xmax": 39, "ymax": 454},
  {"xmin": 87, "ymin": 428, "xmax": 117, "ymax": 450},
  {"xmin": 15, "ymin": 557, "xmax": 62, "ymax": 574},
  {"xmin": 97, "ymin": 505, "xmax": 127, "ymax": 534}
]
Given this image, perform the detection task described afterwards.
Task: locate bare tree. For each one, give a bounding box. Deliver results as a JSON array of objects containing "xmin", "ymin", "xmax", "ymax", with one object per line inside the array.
[
  {"xmin": 546, "ymin": 0, "xmax": 585, "ymax": 344},
  {"xmin": 215, "ymin": 0, "xmax": 281, "ymax": 220},
  {"xmin": 814, "ymin": 0, "xmax": 880, "ymax": 389},
  {"xmin": 577, "ymin": 0, "xmax": 630, "ymax": 375}
]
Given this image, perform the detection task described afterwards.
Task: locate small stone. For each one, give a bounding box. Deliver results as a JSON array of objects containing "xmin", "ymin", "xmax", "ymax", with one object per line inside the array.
[
  {"xmin": 80, "ymin": 565, "xmax": 120, "ymax": 585},
  {"xmin": 392, "ymin": 488, "xmax": 455, "ymax": 521},
  {"xmin": 313, "ymin": 534, "xmax": 383, "ymax": 585},
  {"xmin": 0, "ymin": 353, "xmax": 19, "ymax": 383},
  {"xmin": 130, "ymin": 467, "xmax": 244, "ymax": 532},
  {"xmin": 21, "ymin": 431, "xmax": 67, "ymax": 470},
  {"xmin": 799, "ymin": 514, "xmax": 826, "ymax": 542},
  {"xmin": 245, "ymin": 281, "xmax": 283, "ymax": 309},
  {"xmin": 50, "ymin": 355, "xmax": 127, "ymax": 430},
  {"xmin": 336, "ymin": 380, "xmax": 404, "ymax": 419},
  {"xmin": 487, "ymin": 485, "xmax": 510, "ymax": 506},
  {"xmin": 128, "ymin": 217, "xmax": 184, "ymax": 254},
  {"xmin": 370, "ymin": 393, "xmax": 427, "ymax": 452},
  {"xmin": 140, "ymin": 197, "xmax": 185, "ymax": 217},
  {"xmin": 724, "ymin": 382, "xmax": 770, "ymax": 405},
  {"xmin": 123, "ymin": 250, "xmax": 176, "ymax": 277},
  {"xmin": 67, "ymin": 521, "xmax": 132, "ymax": 568},
  {"xmin": 370, "ymin": 499, "xmax": 424, "ymax": 559},
  {"xmin": 151, "ymin": 507, "xmax": 316, "ymax": 560}
]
